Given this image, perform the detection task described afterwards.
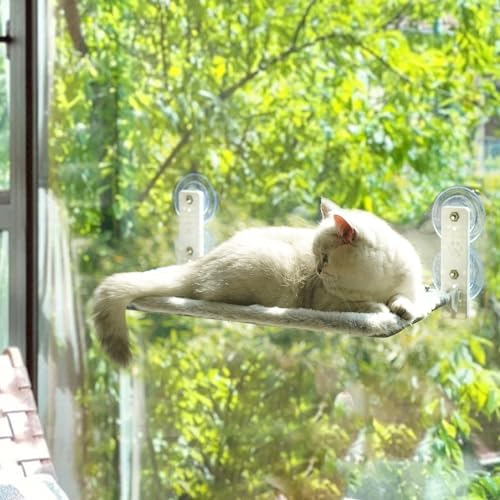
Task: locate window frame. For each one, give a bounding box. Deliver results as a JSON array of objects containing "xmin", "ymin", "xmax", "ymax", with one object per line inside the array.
[{"xmin": 0, "ymin": 0, "xmax": 38, "ymax": 389}]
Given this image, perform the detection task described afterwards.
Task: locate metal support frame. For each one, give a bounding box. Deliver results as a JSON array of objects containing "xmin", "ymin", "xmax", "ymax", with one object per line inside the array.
[
  {"xmin": 176, "ymin": 189, "xmax": 204, "ymax": 264},
  {"xmin": 440, "ymin": 206, "xmax": 470, "ymax": 318}
]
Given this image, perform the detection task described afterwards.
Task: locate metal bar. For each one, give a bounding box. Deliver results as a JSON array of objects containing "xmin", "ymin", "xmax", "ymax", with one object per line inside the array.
[
  {"xmin": 440, "ymin": 206, "xmax": 470, "ymax": 318},
  {"xmin": 0, "ymin": 190, "xmax": 11, "ymax": 204},
  {"xmin": 176, "ymin": 189, "xmax": 204, "ymax": 264},
  {"xmin": 26, "ymin": 0, "xmax": 39, "ymax": 394},
  {"xmin": 8, "ymin": 0, "xmax": 27, "ymax": 364},
  {"xmin": 0, "ymin": 205, "xmax": 13, "ymax": 229},
  {"xmin": 3, "ymin": 20, "xmax": 12, "ymax": 59}
]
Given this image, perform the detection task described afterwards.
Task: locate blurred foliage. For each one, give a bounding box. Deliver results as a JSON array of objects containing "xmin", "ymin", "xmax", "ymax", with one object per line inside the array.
[{"xmin": 50, "ymin": 0, "xmax": 500, "ymax": 498}]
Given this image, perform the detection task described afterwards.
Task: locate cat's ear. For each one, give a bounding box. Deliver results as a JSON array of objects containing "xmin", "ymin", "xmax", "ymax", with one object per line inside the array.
[
  {"xmin": 320, "ymin": 198, "xmax": 341, "ymax": 219},
  {"xmin": 334, "ymin": 214, "xmax": 357, "ymax": 244}
]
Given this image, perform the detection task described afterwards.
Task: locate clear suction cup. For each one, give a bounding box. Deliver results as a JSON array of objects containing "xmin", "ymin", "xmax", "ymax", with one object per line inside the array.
[
  {"xmin": 432, "ymin": 248, "xmax": 485, "ymax": 299},
  {"xmin": 432, "ymin": 186, "xmax": 485, "ymax": 242},
  {"xmin": 173, "ymin": 173, "xmax": 219, "ymax": 221}
]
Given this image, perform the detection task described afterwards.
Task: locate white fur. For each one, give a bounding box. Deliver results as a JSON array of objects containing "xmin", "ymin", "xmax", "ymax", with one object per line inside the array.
[{"xmin": 94, "ymin": 199, "xmax": 423, "ymax": 365}]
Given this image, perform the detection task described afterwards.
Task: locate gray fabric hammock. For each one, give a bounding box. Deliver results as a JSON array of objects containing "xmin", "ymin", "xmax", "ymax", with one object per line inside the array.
[{"xmin": 130, "ymin": 287, "xmax": 448, "ymax": 338}]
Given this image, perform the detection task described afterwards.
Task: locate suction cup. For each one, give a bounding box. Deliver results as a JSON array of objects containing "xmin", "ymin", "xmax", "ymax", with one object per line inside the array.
[
  {"xmin": 432, "ymin": 186, "xmax": 485, "ymax": 242},
  {"xmin": 432, "ymin": 248, "xmax": 485, "ymax": 299},
  {"xmin": 173, "ymin": 173, "xmax": 218, "ymax": 221}
]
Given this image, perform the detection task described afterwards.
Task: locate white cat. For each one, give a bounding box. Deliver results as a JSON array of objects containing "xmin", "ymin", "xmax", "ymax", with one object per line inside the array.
[{"xmin": 94, "ymin": 198, "xmax": 422, "ymax": 365}]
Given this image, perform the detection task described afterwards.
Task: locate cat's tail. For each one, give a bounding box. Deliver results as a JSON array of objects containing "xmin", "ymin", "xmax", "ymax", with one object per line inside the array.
[{"xmin": 93, "ymin": 265, "xmax": 195, "ymax": 366}]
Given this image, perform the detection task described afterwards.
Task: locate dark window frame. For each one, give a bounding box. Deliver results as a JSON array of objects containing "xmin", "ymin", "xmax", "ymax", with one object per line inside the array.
[{"xmin": 2, "ymin": 0, "xmax": 38, "ymax": 390}]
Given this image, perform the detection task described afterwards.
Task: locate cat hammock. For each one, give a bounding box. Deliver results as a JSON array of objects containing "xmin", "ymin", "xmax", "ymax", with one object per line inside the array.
[
  {"xmin": 130, "ymin": 287, "xmax": 449, "ymax": 338},
  {"xmin": 127, "ymin": 184, "xmax": 482, "ymax": 337}
]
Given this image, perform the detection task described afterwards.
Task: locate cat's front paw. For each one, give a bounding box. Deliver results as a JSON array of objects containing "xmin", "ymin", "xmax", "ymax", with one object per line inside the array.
[
  {"xmin": 388, "ymin": 295, "xmax": 419, "ymax": 321},
  {"xmin": 362, "ymin": 302, "xmax": 390, "ymax": 314}
]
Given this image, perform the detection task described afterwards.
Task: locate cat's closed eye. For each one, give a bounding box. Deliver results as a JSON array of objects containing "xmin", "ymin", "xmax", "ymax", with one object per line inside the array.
[{"xmin": 316, "ymin": 253, "xmax": 328, "ymax": 274}]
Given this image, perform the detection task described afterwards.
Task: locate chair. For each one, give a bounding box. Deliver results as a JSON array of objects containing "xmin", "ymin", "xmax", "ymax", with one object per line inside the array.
[{"xmin": 0, "ymin": 347, "xmax": 67, "ymax": 499}]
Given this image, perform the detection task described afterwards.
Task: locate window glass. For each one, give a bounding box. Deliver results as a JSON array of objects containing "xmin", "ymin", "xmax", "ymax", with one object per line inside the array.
[
  {"xmin": 0, "ymin": 230, "xmax": 7, "ymax": 348},
  {"xmin": 0, "ymin": 0, "xmax": 9, "ymax": 190},
  {"xmin": 39, "ymin": 1, "xmax": 500, "ymax": 499}
]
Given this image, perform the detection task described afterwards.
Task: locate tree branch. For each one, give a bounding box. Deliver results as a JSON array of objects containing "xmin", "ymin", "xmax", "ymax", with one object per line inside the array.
[
  {"xmin": 357, "ymin": 41, "xmax": 413, "ymax": 84},
  {"xmin": 138, "ymin": 16, "xmax": 345, "ymax": 205},
  {"xmin": 218, "ymin": 28, "xmax": 351, "ymax": 101},
  {"xmin": 137, "ymin": 130, "xmax": 192, "ymax": 203},
  {"xmin": 62, "ymin": 0, "xmax": 88, "ymax": 55},
  {"xmin": 137, "ymin": 6, "xmax": 414, "ymax": 205},
  {"xmin": 291, "ymin": 0, "xmax": 318, "ymax": 48},
  {"xmin": 155, "ymin": 0, "xmax": 170, "ymax": 82},
  {"xmin": 379, "ymin": 2, "xmax": 413, "ymax": 30},
  {"xmin": 137, "ymin": 27, "xmax": 369, "ymax": 205}
]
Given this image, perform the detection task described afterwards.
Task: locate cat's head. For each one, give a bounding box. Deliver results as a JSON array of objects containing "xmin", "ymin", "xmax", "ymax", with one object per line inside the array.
[
  {"xmin": 313, "ymin": 198, "xmax": 422, "ymax": 304},
  {"xmin": 312, "ymin": 198, "xmax": 389, "ymax": 297},
  {"xmin": 313, "ymin": 198, "xmax": 361, "ymax": 261}
]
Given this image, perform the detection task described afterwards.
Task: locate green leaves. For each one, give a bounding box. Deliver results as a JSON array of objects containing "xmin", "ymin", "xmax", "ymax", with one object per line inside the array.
[{"xmin": 54, "ymin": 0, "xmax": 499, "ymax": 230}]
